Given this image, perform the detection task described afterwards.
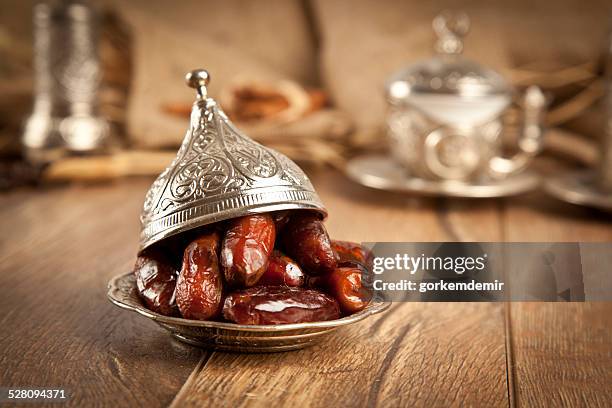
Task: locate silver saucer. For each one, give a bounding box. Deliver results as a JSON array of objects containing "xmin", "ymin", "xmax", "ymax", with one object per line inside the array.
[
  {"xmin": 346, "ymin": 154, "xmax": 540, "ymax": 198},
  {"xmin": 544, "ymin": 169, "xmax": 612, "ymax": 211},
  {"xmin": 107, "ymin": 273, "xmax": 390, "ymax": 353}
]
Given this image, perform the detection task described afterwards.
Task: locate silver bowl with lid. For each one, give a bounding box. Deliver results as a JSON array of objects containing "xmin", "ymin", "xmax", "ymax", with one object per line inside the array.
[
  {"xmin": 384, "ymin": 11, "xmax": 546, "ymax": 183},
  {"xmin": 108, "ymin": 69, "xmax": 389, "ymax": 352}
]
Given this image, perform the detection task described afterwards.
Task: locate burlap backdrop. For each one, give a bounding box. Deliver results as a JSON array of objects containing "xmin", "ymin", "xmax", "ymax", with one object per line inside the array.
[
  {"xmin": 1, "ymin": 0, "xmax": 611, "ymax": 164},
  {"xmin": 311, "ymin": 0, "xmax": 612, "ymax": 142},
  {"xmin": 99, "ymin": 0, "xmax": 318, "ymax": 149}
]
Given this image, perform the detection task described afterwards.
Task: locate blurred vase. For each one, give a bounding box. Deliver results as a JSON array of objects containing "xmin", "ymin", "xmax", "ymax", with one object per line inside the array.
[{"xmin": 22, "ymin": 0, "xmax": 114, "ymax": 163}]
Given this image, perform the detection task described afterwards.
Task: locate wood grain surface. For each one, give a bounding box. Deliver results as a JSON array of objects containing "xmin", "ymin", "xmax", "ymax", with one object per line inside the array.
[
  {"xmin": 0, "ymin": 182, "xmax": 204, "ymax": 407},
  {"xmin": 170, "ymin": 173, "xmax": 508, "ymax": 408},
  {"xmin": 0, "ymin": 168, "xmax": 610, "ymax": 407},
  {"xmin": 503, "ymin": 193, "xmax": 612, "ymax": 408}
]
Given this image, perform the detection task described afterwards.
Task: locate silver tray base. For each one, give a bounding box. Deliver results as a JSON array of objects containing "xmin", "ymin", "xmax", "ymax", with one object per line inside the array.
[{"xmin": 107, "ymin": 273, "xmax": 390, "ymax": 353}]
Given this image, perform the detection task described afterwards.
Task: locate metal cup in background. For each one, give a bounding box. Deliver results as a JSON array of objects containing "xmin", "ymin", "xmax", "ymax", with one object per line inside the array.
[
  {"xmin": 22, "ymin": 1, "xmax": 112, "ymax": 163},
  {"xmin": 544, "ymin": 29, "xmax": 612, "ymax": 210},
  {"xmin": 598, "ymin": 62, "xmax": 612, "ymax": 193}
]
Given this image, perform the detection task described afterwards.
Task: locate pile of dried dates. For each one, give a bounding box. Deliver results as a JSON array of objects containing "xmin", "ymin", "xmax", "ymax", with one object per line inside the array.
[{"xmin": 133, "ymin": 211, "xmax": 373, "ymax": 325}]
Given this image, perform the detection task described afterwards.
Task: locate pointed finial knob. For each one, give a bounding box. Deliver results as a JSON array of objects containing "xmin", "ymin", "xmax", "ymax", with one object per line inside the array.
[
  {"xmin": 433, "ymin": 11, "xmax": 469, "ymax": 55},
  {"xmin": 186, "ymin": 69, "xmax": 210, "ymax": 99}
]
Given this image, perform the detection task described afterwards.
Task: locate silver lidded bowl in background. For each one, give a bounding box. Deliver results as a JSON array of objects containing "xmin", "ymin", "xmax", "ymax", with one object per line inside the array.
[
  {"xmin": 139, "ymin": 69, "xmax": 326, "ymax": 252},
  {"xmin": 384, "ymin": 11, "xmax": 546, "ymax": 182}
]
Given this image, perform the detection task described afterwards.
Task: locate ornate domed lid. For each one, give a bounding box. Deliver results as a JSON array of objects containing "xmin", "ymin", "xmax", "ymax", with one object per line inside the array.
[
  {"xmin": 139, "ymin": 69, "xmax": 326, "ymax": 251},
  {"xmin": 385, "ymin": 12, "xmax": 511, "ymax": 124}
]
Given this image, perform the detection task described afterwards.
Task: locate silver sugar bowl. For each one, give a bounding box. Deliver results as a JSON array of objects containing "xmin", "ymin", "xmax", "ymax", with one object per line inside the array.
[
  {"xmin": 385, "ymin": 12, "xmax": 546, "ymax": 181},
  {"xmin": 109, "ymin": 71, "xmax": 389, "ymax": 352},
  {"xmin": 139, "ymin": 69, "xmax": 327, "ymax": 252}
]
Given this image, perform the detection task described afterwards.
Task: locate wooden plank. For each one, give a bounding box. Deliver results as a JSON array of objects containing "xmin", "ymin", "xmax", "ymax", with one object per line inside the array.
[
  {"xmin": 172, "ymin": 302, "xmax": 508, "ymax": 408},
  {"xmin": 507, "ymin": 303, "xmax": 612, "ymax": 408},
  {"xmin": 171, "ymin": 169, "xmax": 510, "ymax": 407},
  {"xmin": 503, "ymin": 192, "xmax": 612, "ymax": 242},
  {"xmin": 0, "ymin": 180, "xmax": 203, "ymax": 407},
  {"xmin": 503, "ymin": 191, "xmax": 612, "ymax": 407}
]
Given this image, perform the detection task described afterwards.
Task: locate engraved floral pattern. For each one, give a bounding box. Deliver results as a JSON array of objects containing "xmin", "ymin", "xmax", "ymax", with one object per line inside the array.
[{"xmin": 221, "ymin": 119, "xmax": 279, "ymax": 179}]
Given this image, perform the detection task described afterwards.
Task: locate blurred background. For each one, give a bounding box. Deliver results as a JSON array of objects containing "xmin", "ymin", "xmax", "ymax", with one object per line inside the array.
[
  {"xmin": 1, "ymin": 4, "xmax": 610, "ymax": 403},
  {"xmin": 1, "ymin": 0, "xmax": 612, "ymax": 206}
]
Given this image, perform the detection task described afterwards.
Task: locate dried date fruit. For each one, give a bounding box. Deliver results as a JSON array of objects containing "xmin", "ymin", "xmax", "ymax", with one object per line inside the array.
[
  {"xmin": 280, "ymin": 213, "xmax": 337, "ymax": 275},
  {"xmin": 304, "ymin": 274, "xmax": 326, "ymax": 289},
  {"xmin": 223, "ymin": 286, "xmax": 340, "ymax": 325},
  {"xmin": 272, "ymin": 210, "xmax": 291, "ymax": 232},
  {"xmin": 258, "ymin": 250, "xmax": 304, "ymax": 287},
  {"xmin": 324, "ymin": 261, "xmax": 372, "ymax": 314},
  {"xmin": 221, "ymin": 214, "xmax": 276, "ymax": 287},
  {"xmin": 332, "ymin": 240, "xmax": 373, "ymax": 269},
  {"xmin": 133, "ymin": 254, "xmax": 179, "ymax": 316},
  {"xmin": 176, "ymin": 232, "xmax": 224, "ymax": 320}
]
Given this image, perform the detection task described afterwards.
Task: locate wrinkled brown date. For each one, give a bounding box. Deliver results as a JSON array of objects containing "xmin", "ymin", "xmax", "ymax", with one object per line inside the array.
[
  {"xmin": 223, "ymin": 286, "xmax": 340, "ymax": 325},
  {"xmin": 258, "ymin": 250, "xmax": 304, "ymax": 287},
  {"xmin": 175, "ymin": 232, "xmax": 224, "ymax": 320},
  {"xmin": 133, "ymin": 254, "xmax": 179, "ymax": 316},
  {"xmin": 331, "ymin": 240, "xmax": 374, "ymax": 269},
  {"xmin": 281, "ymin": 213, "xmax": 337, "ymax": 275},
  {"xmin": 221, "ymin": 214, "xmax": 276, "ymax": 287},
  {"xmin": 272, "ymin": 210, "xmax": 291, "ymax": 232},
  {"xmin": 324, "ymin": 261, "xmax": 372, "ymax": 314}
]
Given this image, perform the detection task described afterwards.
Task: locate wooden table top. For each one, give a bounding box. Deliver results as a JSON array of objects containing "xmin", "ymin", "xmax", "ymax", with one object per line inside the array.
[{"xmin": 1, "ymin": 168, "xmax": 611, "ymax": 407}]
